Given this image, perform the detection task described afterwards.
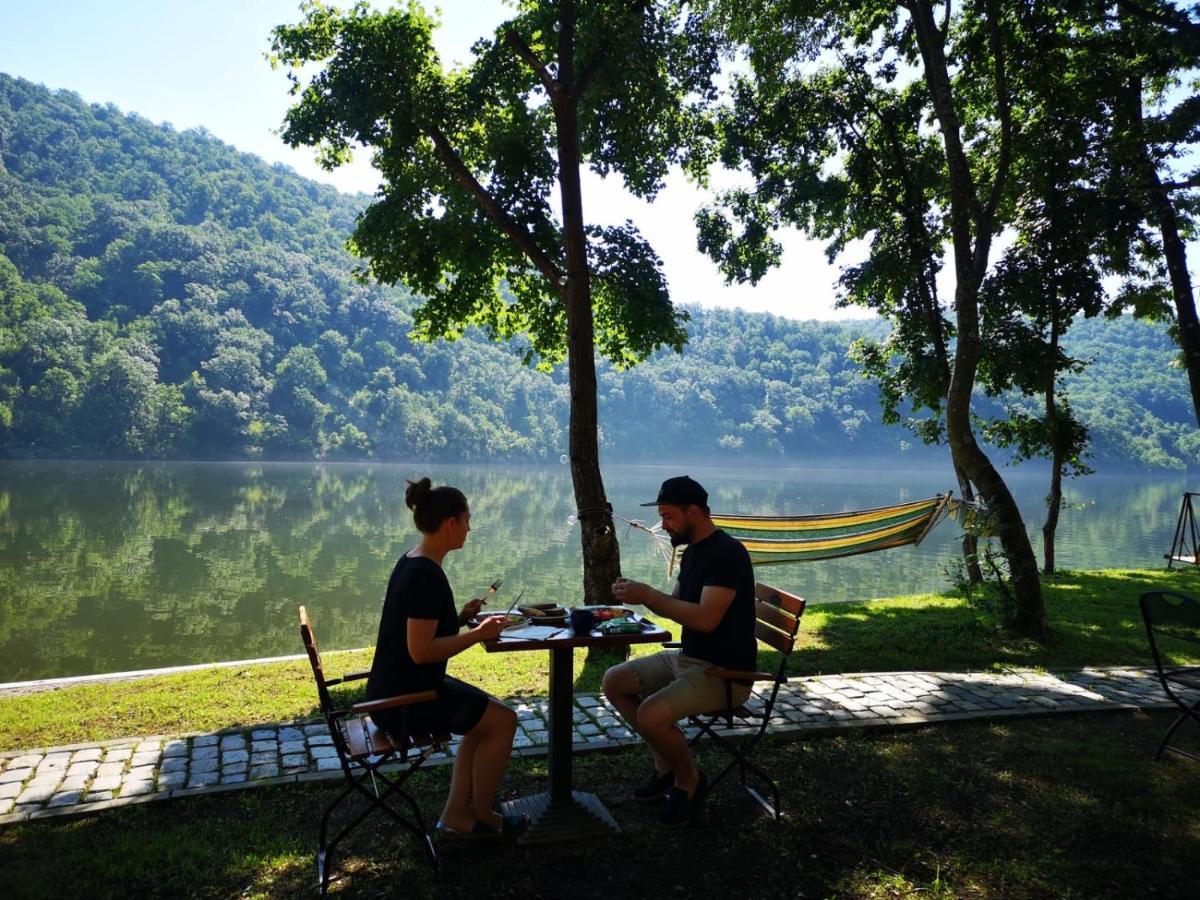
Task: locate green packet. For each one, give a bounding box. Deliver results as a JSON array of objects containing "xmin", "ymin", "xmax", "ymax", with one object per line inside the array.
[{"xmin": 599, "ymin": 617, "xmax": 642, "ymax": 635}]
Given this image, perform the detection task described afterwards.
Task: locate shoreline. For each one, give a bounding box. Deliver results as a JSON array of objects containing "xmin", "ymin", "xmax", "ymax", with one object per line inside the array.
[{"xmin": 0, "ymin": 648, "xmax": 369, "ymax": 697}]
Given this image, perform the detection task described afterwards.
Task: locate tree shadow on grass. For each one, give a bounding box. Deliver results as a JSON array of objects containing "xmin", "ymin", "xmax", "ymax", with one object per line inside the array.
[{"xmin": 4, "ymin": 711, "xmax": 1199, "ymax": 899}]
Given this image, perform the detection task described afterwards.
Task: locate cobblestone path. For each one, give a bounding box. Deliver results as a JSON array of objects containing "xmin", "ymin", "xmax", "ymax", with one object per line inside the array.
[{"xmin": 1, "ymin": 666, "xmax": 1191, "ymax": 825}]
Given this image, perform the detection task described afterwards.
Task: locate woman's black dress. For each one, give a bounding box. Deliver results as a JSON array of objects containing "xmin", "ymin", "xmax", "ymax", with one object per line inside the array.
[{"xmin": 365, "ymin": 555, "xmax": 489, "ymax": 738}]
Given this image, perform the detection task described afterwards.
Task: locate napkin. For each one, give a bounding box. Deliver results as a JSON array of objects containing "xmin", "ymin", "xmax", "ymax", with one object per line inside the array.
[{"xmin": 498, "ymin": 624, "xmax": 567, "ymax": 641}]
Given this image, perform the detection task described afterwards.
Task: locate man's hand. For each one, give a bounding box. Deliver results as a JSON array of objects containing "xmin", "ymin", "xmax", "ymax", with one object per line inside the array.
[{"xmin": 612, "ymin": 577, "xmax": 652, "ymax": 606}]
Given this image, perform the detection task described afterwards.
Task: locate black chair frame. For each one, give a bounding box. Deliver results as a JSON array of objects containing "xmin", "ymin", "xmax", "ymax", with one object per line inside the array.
[
  {"xmin": 300, "ymin": 607, "xmax": 444, "ymax": 896},
  {"xmin": 684, "ymin": 582, "xmax": 806, "ymax": 819},
  {"xmin": 1139, "ymin": 590, "xmax": 1200, "ymax": 762}
]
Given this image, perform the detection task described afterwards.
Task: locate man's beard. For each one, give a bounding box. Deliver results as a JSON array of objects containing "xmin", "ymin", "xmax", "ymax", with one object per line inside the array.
[{"xmin": 668, "ymin": 524, "xmax": 694, "ymax": 547}]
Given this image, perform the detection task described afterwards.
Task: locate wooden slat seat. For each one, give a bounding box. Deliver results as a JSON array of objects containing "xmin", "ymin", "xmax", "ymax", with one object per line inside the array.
[{"xmin": 339, "ymin": 715, "xmax": 448, "ymax": 761}]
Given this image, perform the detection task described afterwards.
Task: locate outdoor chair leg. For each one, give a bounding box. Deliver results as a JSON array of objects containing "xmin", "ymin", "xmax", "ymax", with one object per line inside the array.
[
  {"xmin": 317, "ymin": 780, "xmax": 358, "ymax": 894},
  {"xmin": 317, "ymin": 761, "xmax": 437, "ymax": 894},
  {"xmin": 689, "ymin": 716, "xmax": 780, "ymax": 817},
  {"xmin": 1156, "ymin": 694, "xmax": 1200, "ymax": 761}
]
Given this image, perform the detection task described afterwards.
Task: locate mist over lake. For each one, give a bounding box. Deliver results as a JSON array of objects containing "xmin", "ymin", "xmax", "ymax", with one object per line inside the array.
[{"xmin": 0, "ymin": 459, "xmax": 1190, "ymax": 682}]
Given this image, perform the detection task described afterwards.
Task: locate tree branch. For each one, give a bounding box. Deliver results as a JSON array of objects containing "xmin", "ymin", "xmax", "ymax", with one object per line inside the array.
[
  {"xmin": 1163, "ymin": 173, "xmax": 1200, "ymax": 190},
  {"xmin": 979, "ymin": 0, "xmax": 1014, "ymax": 268},
  {"xmin": 575, "ymin": 0, "xmax": 651, "ymax": 97},
  {"xmin": 1115, "ymin": 0, "xmax": 1200, "ymax": 33},
  {"xmin": 505, "ymin": 29, "xmax": 558, "ymax": 97},
  {"xmin": 941, "ymin": 0, "xmax": 952, "ymax": 36},
  {"xmin": 424, "ymin": 125, "xmax": 564, "ymax": 285}
]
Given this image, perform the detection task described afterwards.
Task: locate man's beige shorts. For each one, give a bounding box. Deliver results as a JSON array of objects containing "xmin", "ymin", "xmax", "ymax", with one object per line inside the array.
[{"xmin": 620, "ymin": 651, "xmax": 752, "ymax": 719}]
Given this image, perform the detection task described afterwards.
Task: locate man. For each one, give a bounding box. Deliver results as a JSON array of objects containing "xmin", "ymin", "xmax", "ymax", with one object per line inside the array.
[{"xmin": 603, "ymin": 475, "xmax": 757, "ymax": 827}]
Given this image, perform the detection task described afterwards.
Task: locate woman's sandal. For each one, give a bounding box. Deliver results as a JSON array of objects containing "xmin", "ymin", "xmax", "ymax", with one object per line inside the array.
[{"xmin": 434, "ymin": 813, "xmax": 528, "ymax": 840}]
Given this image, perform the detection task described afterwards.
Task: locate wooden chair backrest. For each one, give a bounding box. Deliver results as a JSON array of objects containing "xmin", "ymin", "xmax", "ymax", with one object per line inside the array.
[
  {"xmin": 753, "ymin": 582, "xmax": 806, "ymax": 659},
  {"xmin": 298, "ymin": 606, "xmax": 336, "ymax": 716}
]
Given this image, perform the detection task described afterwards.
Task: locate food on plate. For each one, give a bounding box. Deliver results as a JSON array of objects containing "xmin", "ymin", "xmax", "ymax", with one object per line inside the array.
[
  {"xmin": 473, "ymin": 612, "xmax": 527, "ymax": 628},
  {"xmin": 520, "ymin": 604, "xmax": 567, "ymax": 620},
  {"xmin": 587, "ymin": 606, "xmax": 633, "ymax": 622}
]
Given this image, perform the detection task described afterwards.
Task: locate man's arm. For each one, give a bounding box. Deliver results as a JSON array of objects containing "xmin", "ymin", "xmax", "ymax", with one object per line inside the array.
[{"xmin": 613, "ymin": 579, "xmax": 734, "ymax": 633}]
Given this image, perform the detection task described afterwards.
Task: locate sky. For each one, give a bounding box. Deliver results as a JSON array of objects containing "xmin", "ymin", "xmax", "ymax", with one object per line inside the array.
[{"xmin": 0, "ymin": 0, "xmax": 865, "ymax": 320}]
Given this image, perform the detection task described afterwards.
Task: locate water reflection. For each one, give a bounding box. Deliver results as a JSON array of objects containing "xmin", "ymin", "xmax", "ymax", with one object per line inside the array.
[{"xmin": 0, "ymin": 461, "xmax": 1191, "ymax": 680}]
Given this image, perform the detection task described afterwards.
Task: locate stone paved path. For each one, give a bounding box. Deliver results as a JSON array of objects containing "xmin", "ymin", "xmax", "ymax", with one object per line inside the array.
[{"xmin": 1, "ymin": 666, "xmax": 1192, "ymax": 825}]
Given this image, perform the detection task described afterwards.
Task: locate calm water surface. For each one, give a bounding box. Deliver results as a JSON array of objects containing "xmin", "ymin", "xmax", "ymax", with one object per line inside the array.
[{"xmin": 0, "ymin": 460, "xmax": 1193, "ymax": 681}]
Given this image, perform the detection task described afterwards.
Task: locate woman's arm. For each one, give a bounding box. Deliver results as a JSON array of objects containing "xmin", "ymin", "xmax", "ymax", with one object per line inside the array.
[{"xmin": 407, "ymin": 615, "xmax": 505, "ymax": 665}]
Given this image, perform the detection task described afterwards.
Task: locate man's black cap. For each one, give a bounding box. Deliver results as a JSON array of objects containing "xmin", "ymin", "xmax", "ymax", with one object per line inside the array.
[{"xmin": 640, "ymin": 475, "xmax": 709, "ymax": 508}]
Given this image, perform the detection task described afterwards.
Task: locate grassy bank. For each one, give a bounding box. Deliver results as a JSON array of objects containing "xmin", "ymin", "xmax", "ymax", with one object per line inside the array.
[
  {"xmin": 2, "ymin": 567, "xmax": 1197, "ymax": 752},
  {"xmin": 1, "ymin": 711, "xmax": 1197, "ymax": 898}
]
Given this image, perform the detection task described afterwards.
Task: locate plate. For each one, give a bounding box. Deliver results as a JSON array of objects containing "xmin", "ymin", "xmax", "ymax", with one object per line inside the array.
[
  {"xmin": 576, "ymin": 605, "xmax": 634, "ymax": 622},
  {"xmin": 471, "ymin": 612, "xmax": 529, "ymax": 629},
  {"xmin": 520, "ymin": 605, "xmax": 568, "ymax": 623}
]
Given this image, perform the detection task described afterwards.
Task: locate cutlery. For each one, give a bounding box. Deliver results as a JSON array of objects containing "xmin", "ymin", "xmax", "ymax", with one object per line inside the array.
[
  {"xmin": 481, "ymin": 579, "xmax": 502, "ymax": 604},
  {"xmin": 504, "ymin": 589, "xmax": 526, "ymax": 616}
]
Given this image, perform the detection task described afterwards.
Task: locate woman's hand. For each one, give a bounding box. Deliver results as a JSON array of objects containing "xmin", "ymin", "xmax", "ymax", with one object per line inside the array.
[
  {"xmin": 459, "ymin": 597, "xmax": 484, "ymax": 625},
  {"xmin": 472, "ymin": 615, "xmax": 507, "ymax": 642}
]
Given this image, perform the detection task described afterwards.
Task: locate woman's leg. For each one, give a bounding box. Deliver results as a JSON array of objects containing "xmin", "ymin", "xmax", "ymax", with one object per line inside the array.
[
  {"xmin": 468, "ymin": 699, "xmax": 518, "ymax": 828},
  {"xmin": 439, "ymin": 735, "xmax": 478, "ymax": 832},
  {"xmin": 438, "ymin": 698, "xmax": 516, "ymax": 831}
]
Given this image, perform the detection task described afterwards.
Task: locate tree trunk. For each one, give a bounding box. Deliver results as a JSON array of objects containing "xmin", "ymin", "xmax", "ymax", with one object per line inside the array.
[
  {"xmin": 1143, "ymin": 155, "xmax": 1200, "ymax": 427},
  {"xmin": 912, "ymin": 0, "xmax": 1045, "ymax": 637},
  {"xmin": 1121, "ymin": 74, "xmax": 1200, "ymax": 426},
  {"xmin": 1043, "ymin": 302, "xmax": 1063, "ymax": 577},
  {"xmin": 1043, "ymin": 440, "xmax": 1063, "ymax": 576},
  {"xmin": 952, "ymin": 462, "xmax": 984, "ymax": 584},
  {"xmin": 553, "ymin": 4, "xmax": 621, "ymax": 606}
]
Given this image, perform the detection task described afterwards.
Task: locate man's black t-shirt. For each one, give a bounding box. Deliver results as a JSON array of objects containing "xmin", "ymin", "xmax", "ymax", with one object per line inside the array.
[
  {"xmin": 677, "ymin": 529, "xmax": 757, "ymax": 670},
  {"xmin": 366, "ymin": 555, "xmax": 459, "ymax": 702}
]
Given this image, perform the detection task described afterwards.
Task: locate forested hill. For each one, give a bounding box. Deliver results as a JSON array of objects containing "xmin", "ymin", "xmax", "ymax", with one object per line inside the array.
[{"xmin": 0, "ymin": 74, "xmax": 1195, "ymax": 470}]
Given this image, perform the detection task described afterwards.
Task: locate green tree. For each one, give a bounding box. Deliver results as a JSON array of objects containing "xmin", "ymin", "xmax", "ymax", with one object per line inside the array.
[
  {"xmin": 696, "ymin": 0, "xmax": 1049, "ymax": 635},
  {"xmin": 270, "ymin": 0, "xmax": 707, "ymax": 599},
  {"xmin": 1099, "ymin": 1, "xmax": 1200, "ymax": 427}
]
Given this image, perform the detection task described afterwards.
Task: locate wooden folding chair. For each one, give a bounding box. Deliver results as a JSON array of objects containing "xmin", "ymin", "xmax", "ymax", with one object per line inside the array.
[
  {"xmin": 687, "ymin": 582, "xmax": 805, "ymax": 819},
  {"xmin": 1139, "ymin": 590, "xmax": 1200, "ymax": 761},
  {"xmin": 299, "ymin": 606, "xmax": 446, "ymax": 896}
]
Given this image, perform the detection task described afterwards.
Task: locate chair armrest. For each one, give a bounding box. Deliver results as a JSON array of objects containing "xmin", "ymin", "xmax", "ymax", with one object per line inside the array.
[
  {"xmin": 704, "ymin": 667, "xmax": 775, "ymax": 682},
  {"xmin": 349, "ymin": 690, "xmax": 437, "ymax": 715},
  {"xmin": 663, "ymin": 642, "xmax": 682, "ymax": 649},
  {"xmin": 325, "ymin": 670, "xmax": 371, "ymax": 687}
]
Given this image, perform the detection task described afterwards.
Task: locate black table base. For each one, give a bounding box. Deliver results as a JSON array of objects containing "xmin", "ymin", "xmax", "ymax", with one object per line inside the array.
[
  {"xmin": 501, "ymin": 790, "xmax": 620, "ymax": 845},
  {"xmin": 485, "ymin": 623, "xmax": 670, "ymax": 845}
]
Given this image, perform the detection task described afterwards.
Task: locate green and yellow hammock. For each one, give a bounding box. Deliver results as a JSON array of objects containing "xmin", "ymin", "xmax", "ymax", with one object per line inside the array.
[{"xmin": 710, "ymin": 493, "xmax": 955, "ymax": 566}]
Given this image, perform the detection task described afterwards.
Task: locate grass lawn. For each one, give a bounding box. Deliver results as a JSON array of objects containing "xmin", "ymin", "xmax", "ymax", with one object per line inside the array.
[
  {"xmin": 1, "ymin": 567, "xmax": 1197, "ymax": 752},
  {"xmin": 1, "ymin": 710, "xmax": 1197, "ymax": 898}
]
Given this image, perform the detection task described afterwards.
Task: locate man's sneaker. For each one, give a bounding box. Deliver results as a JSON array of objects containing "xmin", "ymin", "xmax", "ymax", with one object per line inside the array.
[
  {"xmin": 633, "ymin": 768, "xmax": 674, "ymax": 802},
  {"xmin": 658, "ymin": 771, "xmax": 707, "ymax": 828}
]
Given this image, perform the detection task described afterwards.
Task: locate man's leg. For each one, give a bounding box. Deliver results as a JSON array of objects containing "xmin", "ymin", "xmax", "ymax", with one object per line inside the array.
[
  {"xmin": 603, "ymin": 661, "xmax": 669, "ymax": 773},
  {"xmin": 635, "ymin": 698, "xmax": 698, "ymax": 794}
]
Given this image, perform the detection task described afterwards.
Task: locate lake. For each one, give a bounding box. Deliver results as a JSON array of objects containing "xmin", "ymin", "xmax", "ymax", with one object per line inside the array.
[{"xmin": 0, "ymin": 460, "xmax": 1193, "ymax": 681}]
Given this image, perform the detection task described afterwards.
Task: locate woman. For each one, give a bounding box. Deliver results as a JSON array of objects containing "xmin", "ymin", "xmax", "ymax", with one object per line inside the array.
[{"xmin": 366, "ymin": 477, "xmax": 524, "ymax": 838}]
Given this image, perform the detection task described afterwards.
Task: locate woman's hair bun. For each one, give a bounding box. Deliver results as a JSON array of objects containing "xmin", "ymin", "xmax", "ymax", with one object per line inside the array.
[{"xmin": 405, "ymin": 477, "xmax": 433, "ymax": 512}]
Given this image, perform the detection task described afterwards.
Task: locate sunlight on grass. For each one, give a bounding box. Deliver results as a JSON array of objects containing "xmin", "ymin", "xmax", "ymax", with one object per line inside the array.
[{"xmin": 1, "ymin": 568, "xmax": 1197, "ymax": 750}]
